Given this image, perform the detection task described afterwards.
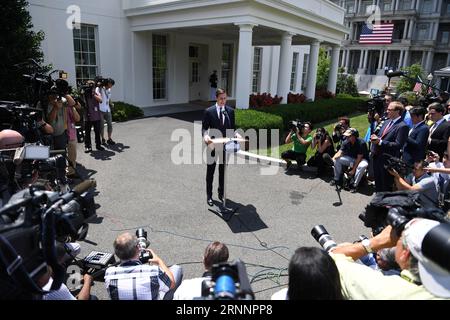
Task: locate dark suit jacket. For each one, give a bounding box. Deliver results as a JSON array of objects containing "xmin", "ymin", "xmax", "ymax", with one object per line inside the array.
[
  {"xmin": 403, "ymin": 122, "xmax": 429, "ymax": 165},
  {"xmin": 202, "ymin": 105, "xmax": 235, "ymax": 139},
  {"xmin": 371, "ymin": 118, "xmax": 409, "ymax": 158},
  {"xmin": 428, "ymin": 120, "xmax": 450, "ymax": 158}
]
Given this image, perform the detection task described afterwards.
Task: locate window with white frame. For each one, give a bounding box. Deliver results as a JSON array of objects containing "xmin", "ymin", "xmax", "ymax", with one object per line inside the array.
[
  {"xmin": 301, "ymin": 54, "xmax": 309, "ymax": 91},
  {"xmin": 382, "ymin": 0, "xmax": 392, "ymax": 11},
  {"xmin": 422, "ymin": 0, "xmax": 433, "ymax": 12},
  {"xmin": 290, "ymin": 52, "xmax": 299, "ymax": 92},
  {"xmin": 252, "ymin": 47, "xmax": 262, "ymax": 93},
  {"xmin": 417, "ymin": 23, "xmax": 429, "ymax": 40},
  {"xmin": 152, "ymin": 34, "xmax": 168, "ymax": 100},
  {"xmin": 73, "ymin": 24, "xmax": 98, "ymax": 85},
  {"xmin": 400, "ymin": 0, "xmax": 412, "ymax": 10},
  {"xmin": 441, "ymin": 31, "xmax": 450, "ymax": 44},
  {"xmin": 346, "ymin": 3, "xmax": 354, "ymax": 13}
]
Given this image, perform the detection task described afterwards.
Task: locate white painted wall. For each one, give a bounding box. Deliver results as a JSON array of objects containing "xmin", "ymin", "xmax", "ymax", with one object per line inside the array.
[{"xmin": 28, "ymin": 0, "xmax": 128, "ymax": 102}]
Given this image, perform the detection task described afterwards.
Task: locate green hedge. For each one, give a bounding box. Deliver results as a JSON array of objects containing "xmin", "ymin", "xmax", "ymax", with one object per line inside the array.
[
  {"xmin": 112, "ymin": 101, "xmax": 144, "ymax": 122},
  {"xmin": 258, "ymin": 97, "xmax": 367, "ymax": 131},
  {"xmin": 235, "ymin": 109, "xmax": 283, "ymax": 132}
]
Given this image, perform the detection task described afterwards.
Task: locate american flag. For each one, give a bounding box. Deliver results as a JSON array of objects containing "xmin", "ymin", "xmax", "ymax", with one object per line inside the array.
[
  {"xmin": 359, "ymin": 23, "xmax": 394, "ymax": 44},
  {"xmin": 413, "ymin": 82, "xmax": 422, "ymax": 92}
]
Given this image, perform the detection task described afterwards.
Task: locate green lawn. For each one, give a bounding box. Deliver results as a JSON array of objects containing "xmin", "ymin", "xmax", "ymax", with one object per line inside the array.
[{"xmin": 255, "ymin": 112, "xmax": 369, "ymax": 159}]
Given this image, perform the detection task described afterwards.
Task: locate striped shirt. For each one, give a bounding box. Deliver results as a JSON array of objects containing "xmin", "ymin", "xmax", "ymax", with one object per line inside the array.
[{"xmin": 104, "ymin": 261, "xmax": 171, "ymax": 300}]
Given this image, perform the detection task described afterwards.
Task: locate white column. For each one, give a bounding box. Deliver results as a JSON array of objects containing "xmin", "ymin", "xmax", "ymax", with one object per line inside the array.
[
  {"xmin": 421, "ymin": 51, "xmax": 427, "ymax": 68},
  {"xmin": 415, "ymin": 0, "xmax": 421, "ymax": 10},
  {"xmin": 277, "ymin": 32, "xmax": 294, "ymax": 103},
  {"xmin": 363, "ymin": 49, "xmax": 369, "ymax": 69},
  {"xmin": 395, "ymin": 0, "xmax": 400, "ymax": 10},
  {"xmin": 447, "ymin": 53, "xmax": 450, "ymax": 67},
  {"xmin": 435, "ymin": 0, "xmax": 442, "ymax": 12},
  {"xmin": 403, "ymin": 20, "xmax": 409, "ymax": 39},
  {"xmin": 345, "ymin": 50, "xmax": 351, "ymax": 72},
  {"xmin": 425, "ymin": 51, "xmax": 434, "ymax": 73},
  {"xmin": 408, "ymin": 20, "xmax": 415, "ymax": 39},
  {"xmin": 359, "ymin": 50, "xmax": 365, "ymax": 68},
  {"xmin": 383, "ymin": 50, "xmax": 388, "ymax": 68},
  {"xmin": 378, "ymin": 50, "xmax": 384, "ymax": 69},
  {"xmin": 399, "ymin": 50, "xmax": 404, "ymax": 69},
  {"xmin": 305, "ymin": 40, "xmax": 321, "ymax": 102},
  {"xmin": 349, "ymin": 23, "xmax": 354, "ymax": 41},
  {"xmin": 328, "ymin": 46, "xmax": 340, "ymax": 94},
  {"xmin": 403, "ymin": 50, "xmax": 410, "ymax": 67},
  {"xmin": 235, "ymin": 24, "xmax": 255, "ymax": 109},
  {"xmin": 432, "ymin": 21, "xmax": 439, "ymax": 40}
]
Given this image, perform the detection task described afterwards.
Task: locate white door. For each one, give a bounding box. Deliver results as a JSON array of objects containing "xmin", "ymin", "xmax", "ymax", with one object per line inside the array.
[{"xmin": 189, "ymin": 45, "xmax": 202, "ymax": 101}]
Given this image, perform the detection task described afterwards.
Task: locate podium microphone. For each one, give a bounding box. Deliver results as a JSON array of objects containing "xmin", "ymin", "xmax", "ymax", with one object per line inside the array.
[{"xmin": 386, "ymin": 71, "xmax": 404, "ymax": 78}]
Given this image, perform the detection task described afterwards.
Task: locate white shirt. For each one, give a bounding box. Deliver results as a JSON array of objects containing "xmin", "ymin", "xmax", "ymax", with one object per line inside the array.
[
  {"xmin": 216, "ymin": 103, "xmax": 225, "ymax": 125},
  {"xmin": 43, "ymin": 278, "xmax": 76, "ymax": 300},
  {"xmin": 95, "ymin": 87, "xmax": 111, "ymax": 113},
  {"xmin": 173, "ymin": 277, "xmax": 209, "ymax": 300}
]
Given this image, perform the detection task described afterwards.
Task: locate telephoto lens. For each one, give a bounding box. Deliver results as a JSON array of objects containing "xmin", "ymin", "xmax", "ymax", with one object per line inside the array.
[
  {"xmin": 311, "ymin": 225, "xmax": 337, "ymax": 252},
  {"xmin": 386, "ymin": 208, "xmax": 410, "ymax": 236}
]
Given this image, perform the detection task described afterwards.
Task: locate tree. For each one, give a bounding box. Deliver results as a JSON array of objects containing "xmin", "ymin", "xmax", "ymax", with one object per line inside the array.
[
  {"xmin": 316, "ymin": 47, "xmax": 330, "ymax": 90},
  {"xmin": 395, "ymin": 64, "xmax": 425, "ymax": 94},
  {"xmin": 336, "ymin": 73, "xmax": 359, "ymax": 97},
  {"xmin": 0, "ymin": 0, "xmax": 47, "ymax": 101}
]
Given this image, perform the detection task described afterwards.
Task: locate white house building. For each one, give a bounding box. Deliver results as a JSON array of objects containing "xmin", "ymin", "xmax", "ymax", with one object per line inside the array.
[{"xmin": 28, "ymin": 0, "xmax": 347, "ymax": 111}]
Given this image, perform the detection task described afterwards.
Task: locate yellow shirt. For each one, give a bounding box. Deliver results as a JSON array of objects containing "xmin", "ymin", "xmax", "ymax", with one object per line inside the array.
[{"xmin": 331, "ymin": 253, "xmax": 447, "ymax": 300}]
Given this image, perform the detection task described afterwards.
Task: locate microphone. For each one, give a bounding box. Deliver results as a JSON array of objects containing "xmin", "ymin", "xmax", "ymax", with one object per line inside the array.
[{"xmin": 386, "ymin": 71, "xmax": 405, "ymax": 78}]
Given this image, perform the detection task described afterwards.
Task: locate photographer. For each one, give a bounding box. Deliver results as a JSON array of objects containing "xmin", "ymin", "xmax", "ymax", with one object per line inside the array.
[
  {"xmin": 271, "ymin": 247, "xmax": 344, "ymax": 300},
  {"xmin": 83, "ymin": 81, "xmax": 104, "ymax": 152},
  {"xmin": 95, "ymin": 78, "xmax": 116, "ymax": 145},
  {"xmin": 66, "ymin": 98, "xmax": 81, "ymax": 178},
  {"xmin": 389, "ymin": 160, "xmax": 439, "ymax": 209},
  {"xmin": 331, "ymin": 219, "xmax": 450, "ymax": 299},
  {"xmin": 402, "ymin": 107, "xmax": 429, "ymax": 166},
  {"xmin": 307, "ymin": 127, "xmax": 335, "ymax": 177},
  {"xmin": 174, "ymin": 241, "xmax": 229, "ymax": 300},
  {"xmin": 332, "ymin": 117, "xmax": 350, "ymax": 151},
  {"xmin": 281, "ymin": 122, "xmax": 313, "ymax": 170},
  {"xmin": 104, "ymin": 232, "xmax": 183, "ymax": 300},
  {"xmin": 325, "ymin": 128, "xmax": 369, "ymax": 193}
]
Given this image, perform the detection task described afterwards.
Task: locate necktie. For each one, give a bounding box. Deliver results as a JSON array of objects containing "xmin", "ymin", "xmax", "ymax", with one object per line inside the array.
[
  {"xmin": 382, "ymin": 120, "xmax": 393, "ymax": 136},
  {"xmin": 220, "ymin": 109, "xmax": 224, "ymax": 126}
]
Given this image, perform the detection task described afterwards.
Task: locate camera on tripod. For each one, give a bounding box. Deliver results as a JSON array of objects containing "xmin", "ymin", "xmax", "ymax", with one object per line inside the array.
[
  {"xmin": 136, "ymin": 228, "xmax": 152, "ymax": 263},
  {"xmin": 199, "ymin": 260, "xmax": 254, "ymax": 300}
]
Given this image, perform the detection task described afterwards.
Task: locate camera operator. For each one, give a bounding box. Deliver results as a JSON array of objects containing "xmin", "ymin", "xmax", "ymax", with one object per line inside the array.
[
  {"xmin": 427, "ymin": 103, "xmax": 450, "ymax": 159},
  {"xmin": 46, "ymin": 81, "xmax": 76, "ymax": 151},
  {"xmin": 104, "ymin": 232, "xmax": 183, "ymax": 300},
  {"xmin": 332, "ymin": 117, "xmax": 350, "ymax": 151},
  {"xmin": 324, "ymin": 128, "xmax": 369, "ymax": 193},
  {"xmin": 174, "ymin": 241, "xmax": 229, "ymax": 300},
  {"xmin": 307, "ymin": 127, "xmax": 335, "ymax": 177},
  {"xmin": 388, "ymin": 160, "xmax": 439, "ymax": 209},
  {"xmin": 402, "ymin": 107, "xmax": 429, "ymax": 166},
  {"xmin": 95, "ymin": 78, "xmax": 116, "ymax": 145},
  {"xmin": 281, "ymin": 122, "xmax": 313, "ymax": 170},
  {"xmin": 271, "ymin": 247, "xmax": 344, "ymax": 300},
  {"xmin": 331, "ymin": 219, "xmax": 450, "ymax": 299},
  {"xmin": 370, "ymin": 101, "xmax": 409, "ymax": 192},
  {"xmin": 83, "ymin": 81, "xmax": 104, "ymax": 152}
]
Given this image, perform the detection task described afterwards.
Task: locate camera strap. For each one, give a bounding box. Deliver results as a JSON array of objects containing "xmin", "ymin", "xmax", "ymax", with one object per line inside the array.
[{"xmin": 0, "ymin": 234, "xmax": 44, "ymax": 295}]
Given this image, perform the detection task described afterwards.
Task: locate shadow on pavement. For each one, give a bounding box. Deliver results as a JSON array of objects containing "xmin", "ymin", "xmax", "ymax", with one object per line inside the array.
[
  {"xmin": 104, "ymin": 143, "xmax": 130, "ymax": 153},
  {"xmin": 209, "ymin": 199, "xmax": 268, "ymax": 234}
]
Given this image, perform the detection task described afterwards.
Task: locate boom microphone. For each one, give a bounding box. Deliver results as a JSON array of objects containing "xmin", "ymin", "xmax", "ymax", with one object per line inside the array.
[{"xmin": 386, "ymin": 71, "xmax": 405, "ymax": 78}]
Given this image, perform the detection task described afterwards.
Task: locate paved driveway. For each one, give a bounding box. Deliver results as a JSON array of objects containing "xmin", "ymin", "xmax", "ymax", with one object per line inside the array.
[{"xmin": 75, "ymin": 111, "xmax": 372, "ymax": 300}]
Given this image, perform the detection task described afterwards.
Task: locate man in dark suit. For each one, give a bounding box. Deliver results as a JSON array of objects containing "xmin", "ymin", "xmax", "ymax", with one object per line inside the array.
[
  {"xmin": 403, "ymin": 107, "xmax": 429, "ymax": 166},
  {"xmin": 427, "ymin": 103, "xmax": 450, "ymax": 159},
  {"xmin": 202, "ymin": 88, "xmax": 240, "ymax": 206},
  {"xmin": 370, "ymin": 101, "xmax": 409, "ymax": 192}
]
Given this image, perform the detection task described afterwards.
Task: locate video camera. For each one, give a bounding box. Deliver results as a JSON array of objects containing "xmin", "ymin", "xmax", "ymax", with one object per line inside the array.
[
  {"xmin": 358, "ymin": 190, "xmax": 448, "ymax": 236},
  {"xmin": 288, "ymin": 119, "xmax": 306, "ymax": 132},
  {"xmin": 366, "ymin": 95, "xmax": 385, "ymax": 116},
  {"xmin": 199, "ymin": 260, "xmax": 255, "ymax": 300},
  {"xmin": 0, "ymin": 179, "xmax": 97, "ymax": 299},
  {"xmin": 383, "ymin": 154, "xmax": 412, "ymax": 177}
]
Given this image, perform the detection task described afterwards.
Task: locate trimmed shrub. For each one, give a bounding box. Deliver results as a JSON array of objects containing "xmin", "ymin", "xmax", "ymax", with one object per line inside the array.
[
  {"xmin": 315, "ymin": 89, "xmax": 335, "ymax": 99},
  {"xmin": 259, "ymin": 97, "xmax": 367, "ymax": 130},
  {"xmin": 112, "ymin": 101, "xmax": 144, "ymax": 122},
  {"xmin": 287, "ymin": 92, "xmax": 306, "ymax": 104},
  {"xmin": 249, "ymin": 93, "xmax": 283, "ymax": 109},
  {"xmin": 235, "ymin": 109, "xmax": 283, "ymax": 132}
]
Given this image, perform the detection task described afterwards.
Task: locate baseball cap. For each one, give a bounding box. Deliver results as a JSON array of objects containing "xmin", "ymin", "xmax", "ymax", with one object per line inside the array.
[
  {"xmin": 343, "ymin": 128, "xmax": 359, "ymax": 137},
  {"xmin": 403, "ymin": 218, "xmax": 450, "ymax": 298}
]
